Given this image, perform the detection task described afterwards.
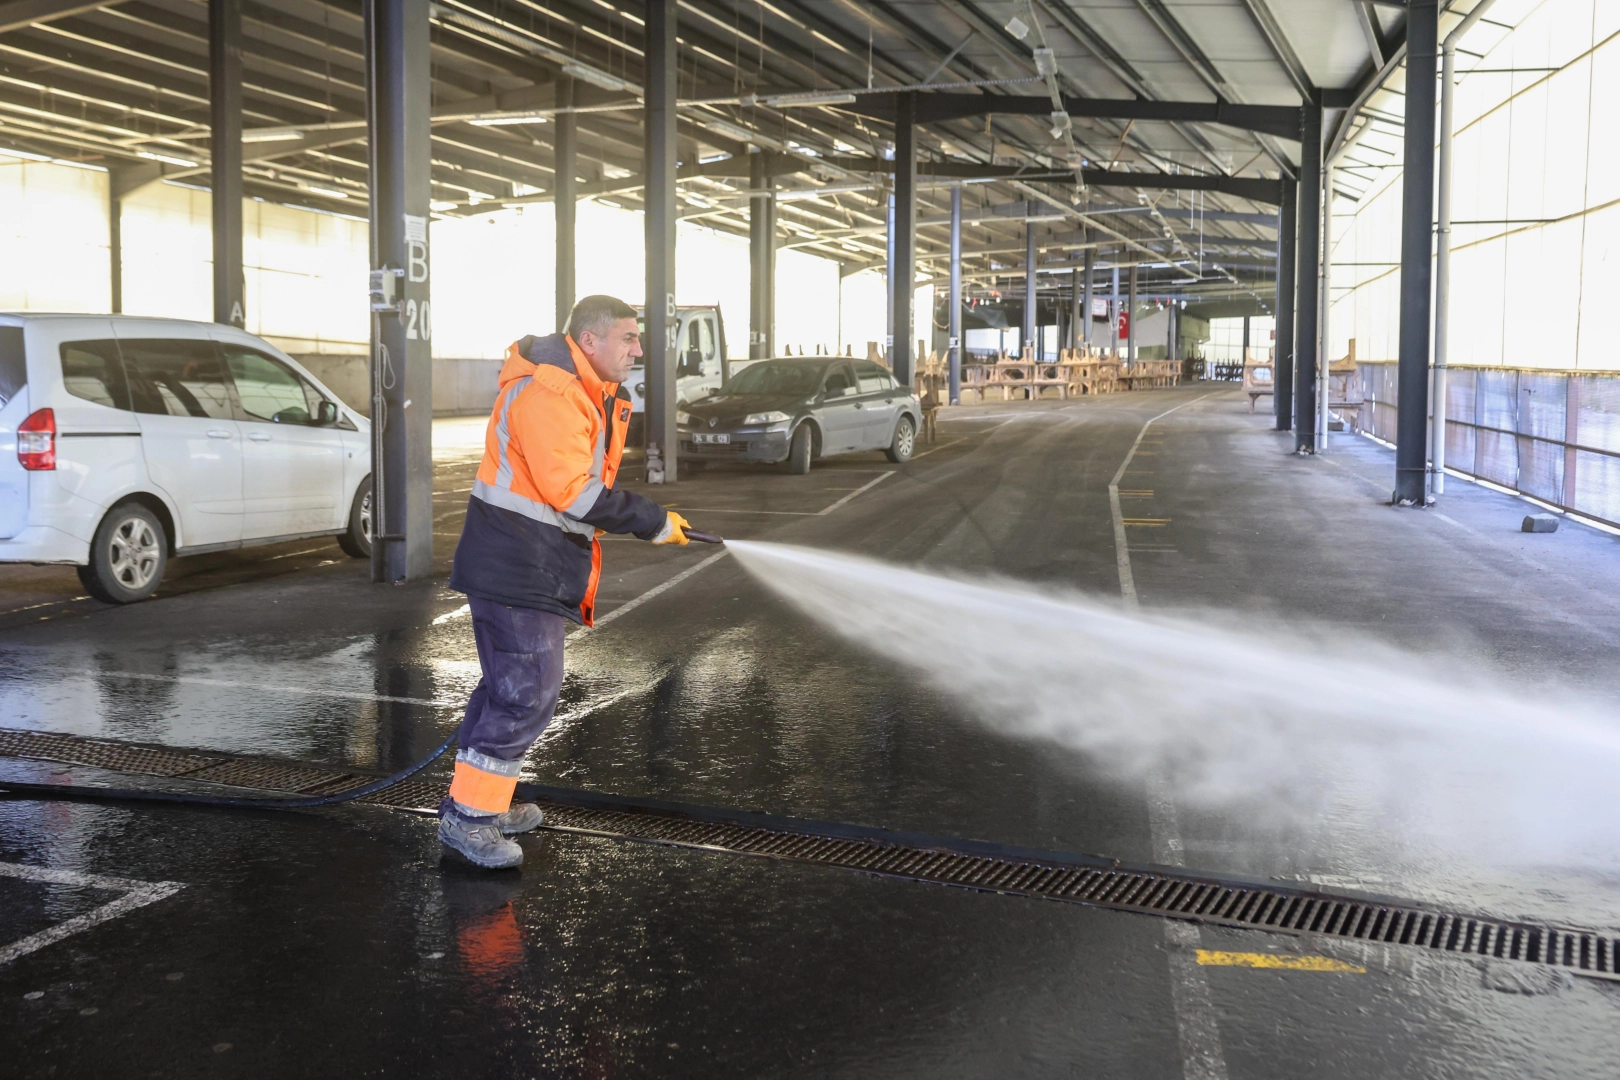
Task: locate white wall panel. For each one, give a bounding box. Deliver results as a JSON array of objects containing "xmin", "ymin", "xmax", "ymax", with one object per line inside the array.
[
  {"xmin": 0, "ymin": 158, "xmax": 110, "ymax": 314},
  {"xmin": 1331, "ymin": 0, "xmax": 1616, "ymax": 371}
]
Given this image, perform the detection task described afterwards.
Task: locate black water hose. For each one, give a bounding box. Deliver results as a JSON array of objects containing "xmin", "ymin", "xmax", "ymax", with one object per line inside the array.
[{"xmin": 0, "ymin": 730, "xmax": 456, "ymax": 810}]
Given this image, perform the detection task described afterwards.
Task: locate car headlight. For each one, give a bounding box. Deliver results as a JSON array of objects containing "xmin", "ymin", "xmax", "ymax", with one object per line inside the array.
[
  {"xmin": 744, "ymin": 411, "xmax": 789, "ymax": 425},
  {"xmin": 676, "ymin": 411, "xmax": 693, "ymax": 426}
]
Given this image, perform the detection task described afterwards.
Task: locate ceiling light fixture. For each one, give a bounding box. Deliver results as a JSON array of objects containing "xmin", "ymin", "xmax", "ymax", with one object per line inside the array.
[
  {"xmin": 242, "ymin": 130, "xmax": 305, "ymax": 143},
  {"xmin": 762, "ymin": 90, "xmax": 856, "ymax": 108},
  {"xmin": 469, "ymin": 115, "xmax": 547, "ymax": 126},
  {"xmin": 137, "ymin": 151, "xmax": 198, "ymax": 167},
  {"xmin": 561, "ymin": 63, "xmax": 629, "ymax": 93}
]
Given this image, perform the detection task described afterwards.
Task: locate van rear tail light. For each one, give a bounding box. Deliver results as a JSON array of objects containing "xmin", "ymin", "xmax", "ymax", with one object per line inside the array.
[{"xmin": 17, "ymin": 407, "xmax": 55, "ymax": 470}]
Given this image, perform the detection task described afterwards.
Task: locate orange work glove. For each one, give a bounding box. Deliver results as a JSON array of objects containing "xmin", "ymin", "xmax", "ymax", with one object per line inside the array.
[{"xmin": 652, "ymin": 511, "xmax": 691, "ymax": 546}]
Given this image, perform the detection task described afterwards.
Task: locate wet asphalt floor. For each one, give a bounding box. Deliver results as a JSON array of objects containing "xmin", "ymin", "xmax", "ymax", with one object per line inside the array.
[{"xmin": 4, "ymin": 389, "xmax": 1620, "ymax": 1077}]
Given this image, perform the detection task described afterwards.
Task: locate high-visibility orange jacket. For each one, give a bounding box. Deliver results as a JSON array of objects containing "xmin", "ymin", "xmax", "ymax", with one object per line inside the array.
[{"xmin": 449, "ymin": 333, "xmax": 668, "ymax": 625}]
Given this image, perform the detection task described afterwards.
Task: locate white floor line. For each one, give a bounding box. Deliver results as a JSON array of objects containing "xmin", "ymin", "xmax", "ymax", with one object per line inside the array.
[
  {"xmin": 908, "ymin": 438, "xmax": 963, "ymax": 460},
  {"xmin": 1108, "ymin": 393, "xmax": 1222, "ymax": 610},
  {"xmin": 575, "ymin": 548, "xmax": 732, "ymax": 635},
  {"xmin": 95, "ymin": 671, "xmax": 461, "ymax": 709},
  {"xmin": 1107, "ymin": 395, "xmax": 1229, "ymax": 1080},
  {"xmin": 0, "ymin": 862, "xmax": 185, "ymax": 966},
  {"xmin": 1145, "ymin": 778, "xmax": 1230, "ymax": 1080},
  {"xmin": 816, "ymin": 470, "xmax": 894, "ymax": 515},
  {"xmin": 661, "ymin": 507, "xmax": 818, "ymax": 516}
]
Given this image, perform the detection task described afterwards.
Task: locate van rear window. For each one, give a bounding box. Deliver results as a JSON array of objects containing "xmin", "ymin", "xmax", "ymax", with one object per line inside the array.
[
  {"xmin": 60, "ymin": 340, "xmax": 133, "ymax": 411},
  {"xmin": 0, "ymin": 326, "xmax": 23, "ymax": 408}
]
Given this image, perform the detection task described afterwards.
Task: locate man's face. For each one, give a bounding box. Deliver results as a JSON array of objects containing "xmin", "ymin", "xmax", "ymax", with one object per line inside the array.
[{"xmin": 577, "ymin": 317, "xmax": 642, "ymax": 384}]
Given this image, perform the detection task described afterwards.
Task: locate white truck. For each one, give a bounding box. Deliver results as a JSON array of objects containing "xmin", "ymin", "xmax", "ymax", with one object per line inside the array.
[{"xmin": 627, "ymin": 304, "xmax": 733, "ymax": 444}]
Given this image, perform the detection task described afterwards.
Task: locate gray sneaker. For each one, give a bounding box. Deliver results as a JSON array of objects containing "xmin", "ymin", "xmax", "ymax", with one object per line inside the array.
[
  {"xmin": 494, "ymin": 802, "xmax": 544, "ymax": 835},
  {"xmin": 438, "ymin": 804, "xmax": 523, "ymax": 869}
]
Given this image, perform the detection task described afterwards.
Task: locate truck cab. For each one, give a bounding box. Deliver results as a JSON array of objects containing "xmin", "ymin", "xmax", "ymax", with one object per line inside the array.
[{"xmin": 628, "ymin": 304, "xmax": 729, "ymax": 443}]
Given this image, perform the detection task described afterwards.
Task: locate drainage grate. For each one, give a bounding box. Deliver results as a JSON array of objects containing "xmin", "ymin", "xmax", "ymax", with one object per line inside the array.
[{"xmin": 3, "ymin": 725, "xmax": 1617, "ymax": 982}]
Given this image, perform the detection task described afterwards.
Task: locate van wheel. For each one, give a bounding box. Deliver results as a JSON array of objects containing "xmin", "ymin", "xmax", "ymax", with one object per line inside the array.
[
  {"xmin": 338, "ymin": 477, "xmax": 372, "ymax": 559},
  {"xmin": 78, "ymin": 502, "xmax": 168, "ymax": 604},
  {"xmin": 680, "ymin": 459, "xmax": 707, "ymax": 476},
  {"xmin": 787, "ymin": 424, "xmax": 813, "ymax": 475},
  {"xmin": 885, "ymin": 415, "xmax": 916, "ymax": 463}
]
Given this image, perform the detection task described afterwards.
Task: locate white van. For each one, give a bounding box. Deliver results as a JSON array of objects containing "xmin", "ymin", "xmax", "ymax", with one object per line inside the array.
[{"xmin": 0, "ymin": 315, "xmax": 372, "ymax": 603}]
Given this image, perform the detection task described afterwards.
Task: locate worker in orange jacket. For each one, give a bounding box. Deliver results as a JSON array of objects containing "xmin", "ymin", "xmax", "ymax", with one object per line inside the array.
[{"xmin": 443, "ymin": 294, "xmax": 693, "ymax": 868}]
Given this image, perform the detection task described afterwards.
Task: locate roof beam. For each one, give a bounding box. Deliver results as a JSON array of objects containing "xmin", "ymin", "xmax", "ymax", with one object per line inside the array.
[
  {"xmin": 817, "ymin": 157, "xmax": 1285, "ymax": 204},
  {"xmin": 848, "ymin": 92, "xmax": 1302, "ymax": 141},
  {"xmin": 0, "ymin": 0, "xmax": 113, "ymax": 35},
  {"xmin": 1235, "ymin": 0, "xmax": 1316, "ymax": 99}
]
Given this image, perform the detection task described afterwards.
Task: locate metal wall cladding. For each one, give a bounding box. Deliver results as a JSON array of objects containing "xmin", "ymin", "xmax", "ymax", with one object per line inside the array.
[
  {"xmin": 1577, "ymin": 376, "xmax": 1620, "ymax": 453},
  {"xmin": 1352, "ymin": 363, "xmax": 1620, "ymax": 527},
  {"xmin": 1574, "ymin": 450, "xmax": 1620, "ymax": 524}
]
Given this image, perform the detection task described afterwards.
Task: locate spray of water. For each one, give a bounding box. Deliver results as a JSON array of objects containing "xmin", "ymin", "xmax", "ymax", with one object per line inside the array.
[{"xmin": 726, "ymin": 540, "xmax": 1620, "ymax": 868}]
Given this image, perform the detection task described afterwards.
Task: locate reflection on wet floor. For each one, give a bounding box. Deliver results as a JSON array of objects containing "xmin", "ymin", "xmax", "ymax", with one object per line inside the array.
[{"xmin": 6, "ymin": 396, "xmax": 1620, "ymax": 1078}]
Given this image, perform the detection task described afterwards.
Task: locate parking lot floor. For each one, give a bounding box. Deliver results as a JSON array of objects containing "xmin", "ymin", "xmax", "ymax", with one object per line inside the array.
[{"xmin": 3, "ymin": 389, "xmax": 1620, "ymax": 1077}]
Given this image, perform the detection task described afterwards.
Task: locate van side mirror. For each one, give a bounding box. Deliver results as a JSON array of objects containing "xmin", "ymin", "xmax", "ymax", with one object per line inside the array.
[{"xmin": 317, "ymin": 400, "xmax": 339, "ymax": 426}]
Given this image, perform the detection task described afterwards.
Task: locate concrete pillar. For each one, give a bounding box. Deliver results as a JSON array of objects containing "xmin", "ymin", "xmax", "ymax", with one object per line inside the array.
[
  {"xmin": 891, "ymin": 91, "xmax": 917, "ymax": 387},
  {"xmin": 948, "ymin": 184, "xmax": 961, "ymax": 404},
  {"xmin": 209, "ymin": 0, "xmax": 244, "ymax": 328},
  {"xmin": 1081, "ymin": 248, "xmax": 1095, "ymax": 348},
  {"xmin": 1023, "ymin": 211, "xmax": 1037, "ymax": 358},
  {"xmin": 1242, "ymin": 315, "xmax": 1251, "ymax": 362},
  {"xmin": 364, "ymin": 0, "xmax": 434, "ymax": 582},
  {"xmin": 1396, "ymin": 0, "xmax": 1440, "ymax": 504},
  {"xmin": 749, "ymin": 151, "xmax": 776, "ymax": 359},
  {"xmin": 643, "ymin": 0, "xmax": 678, "ymax": 481},
  {"xmin": 1127, "ymin": 264, "xmax": 1138, "ymax": 364},
  {"xmin": 553, "ymin": 77, "xmax": 576, "ymax": 333},
  {"xmin": 1274, "ymin": 184, "xmax": 1297, "ymax": 430},
  {"xmin": 1294, "ymin": 100, "xmax": 1323, "ymax": 453}
]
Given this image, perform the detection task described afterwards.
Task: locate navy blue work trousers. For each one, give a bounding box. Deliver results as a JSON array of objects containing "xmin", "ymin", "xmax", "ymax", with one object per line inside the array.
[{"xmin": 456, "ymin": 596, "xmax": 567, "ymax": 764}]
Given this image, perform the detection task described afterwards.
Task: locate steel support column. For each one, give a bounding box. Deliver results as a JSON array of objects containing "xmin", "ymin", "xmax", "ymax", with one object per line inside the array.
[
  {"xmin": 1127, "ymin": 265, "xmax": 1138, "ymax": 364},
  {"xmin": 1274, "ymin": 184, "xmax": 1297, "ymax": 430},
  {"xmin": 885, "ymin": 191, "xmax": 895, "ymax": 361},
  {"xmin": 643, "ymin": 0, "xmax": 678, "ymax": 482},
  {"xmin": 749, "ymin": 151, "xmax": 776, "ymax": 360},
  {"xmin": 553, "ymin": 76, "xmax": 576, "ymax": 332},
  {"xmin": 1395, "ymin": 0, "xmax": 1440, "ymax": 504},
  {"xmin": 109, "ymin": 191, "xmax": 121, "ymax": 314},
  {"xmin": 1081, "ymin": 248, "xmax": 1095, "ymax": 348},
  {"xmin": 948, "ymin": 184, "xmax": 961, "ymax": 404},
  {"xmin": 1110, "ymin": 266, "xmax": 1120, "ymax": 356},
  {"xmin": 209, "ymin": 0, "xmax": 243, "ymax": 328},
  {"xmin": 1023, "ymin": 212, "xmax": 1037, "ymax": 358},
  {"xmin": 364, "ymin": 0, "xmax": 433, "ymax": 582},
  {"xmin": 1294, "ymin": 100, "xmax": 1323, "ymax": 453},
  {"xmin": 891, "ymin": 92, "xmax": 917, "ymax": 387},
  {"xmin": 1069, "ymin": 269, "xmax": 1080, "ymax": 351}
]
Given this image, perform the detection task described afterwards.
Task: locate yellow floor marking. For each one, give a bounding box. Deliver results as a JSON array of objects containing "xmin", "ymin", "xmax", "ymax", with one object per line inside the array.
[
  {"xmin": 1195, "ymin": 950, "xmax": 1365, "ymax": 973},
  {"xmin": 1122, "ymin": 518, "xmax": 1171, "ymax": 526},
  {"xmin": 1118, "ymin": 490, "xmax": 1155, "ymax": 497}
]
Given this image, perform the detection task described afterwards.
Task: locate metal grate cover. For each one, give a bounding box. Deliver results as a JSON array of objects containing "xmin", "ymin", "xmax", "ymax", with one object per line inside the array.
[{"xmin": 3, "ymin": 726, "xmax": 1617, "ymax": 982}]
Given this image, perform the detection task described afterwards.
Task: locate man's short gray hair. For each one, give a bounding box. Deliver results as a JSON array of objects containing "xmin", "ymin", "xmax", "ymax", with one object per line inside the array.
[{"xmin": 567, "ymin": 294, "xmax": 638, "ymax": 342}]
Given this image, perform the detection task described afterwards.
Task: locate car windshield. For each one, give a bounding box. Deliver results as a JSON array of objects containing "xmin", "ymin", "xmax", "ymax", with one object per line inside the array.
[{"xmin": 724, "ymin": 361, "xmax": 826, "ymax": 396}]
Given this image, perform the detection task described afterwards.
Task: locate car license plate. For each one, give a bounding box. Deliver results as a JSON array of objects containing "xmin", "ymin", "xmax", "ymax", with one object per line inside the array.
[{"xmin": 692, "ymin": 433, "xmax": 729, "ymax": 444}]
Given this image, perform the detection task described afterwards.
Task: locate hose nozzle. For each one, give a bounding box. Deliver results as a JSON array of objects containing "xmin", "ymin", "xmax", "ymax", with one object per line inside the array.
[{"xmin": 685, "ymin": 528, "xmax": 725, "ymax": 544}]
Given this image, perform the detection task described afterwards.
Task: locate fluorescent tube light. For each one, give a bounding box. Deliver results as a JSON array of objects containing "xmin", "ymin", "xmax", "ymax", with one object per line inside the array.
[
  {"xmin": 137, "ymin": 151, "xmax": 198, "ymax": 167},
  {"xmin": 561, "ymin": 64, "xmax": 629, "ymax": 93}
]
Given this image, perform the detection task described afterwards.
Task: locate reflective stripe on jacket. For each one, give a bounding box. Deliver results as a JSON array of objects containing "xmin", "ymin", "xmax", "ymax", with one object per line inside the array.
[{"xmin": 449, "ymin": 332, "xmax": 668, "ymax": 625}]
